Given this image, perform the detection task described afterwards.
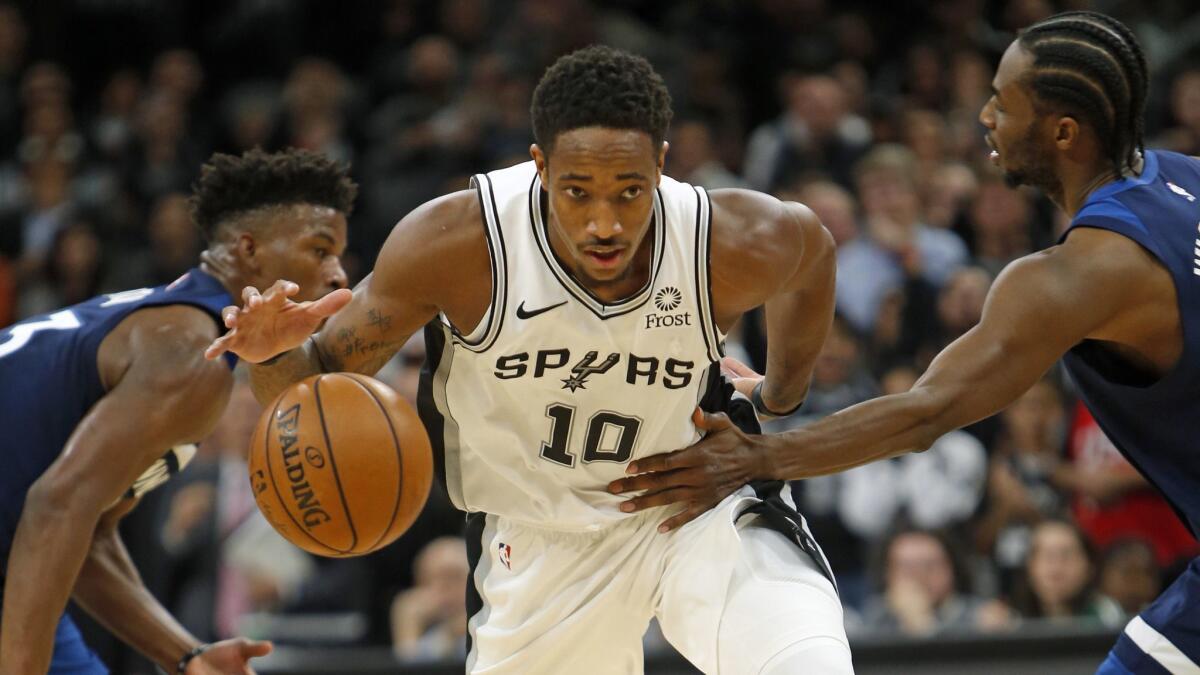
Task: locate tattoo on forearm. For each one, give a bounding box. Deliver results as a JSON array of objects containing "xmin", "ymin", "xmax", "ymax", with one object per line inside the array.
[
  {"xmin": 367, "ymin": 308, "xmax": 393, "ymax": 334},
  {"xmin": 329, "ymin": 311, "xmax": 402, "ymax": 373}
]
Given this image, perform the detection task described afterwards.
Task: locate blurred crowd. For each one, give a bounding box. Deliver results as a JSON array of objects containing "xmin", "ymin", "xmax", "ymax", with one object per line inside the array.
[{"xmin": 4, "ymin": 0, "xmax": 1200, "ymax": 671}]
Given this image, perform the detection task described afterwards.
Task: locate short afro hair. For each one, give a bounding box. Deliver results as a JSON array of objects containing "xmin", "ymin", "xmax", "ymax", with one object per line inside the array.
[
  {"xmin": 530, "ymin": 45, "xmax": 672, "ymax": 155},
  {"xmin": 189, "ymin": 148, "xmax": 358, "ymax": 242}
]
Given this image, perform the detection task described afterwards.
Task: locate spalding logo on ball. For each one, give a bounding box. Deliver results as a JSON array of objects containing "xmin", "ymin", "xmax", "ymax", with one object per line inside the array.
[{"xmin": 248, "ymin": 373, "xmax": 433, "ymax": 557}]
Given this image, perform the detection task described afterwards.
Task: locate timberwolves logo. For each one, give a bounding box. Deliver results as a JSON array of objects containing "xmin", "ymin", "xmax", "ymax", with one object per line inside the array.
[
  {"xmin": 646, "ymin": 286, "xmax": 691, "ymax": 330},
  {"xmin": 655, "ymin": 287, "xmax": 682, "ymax": 311}
]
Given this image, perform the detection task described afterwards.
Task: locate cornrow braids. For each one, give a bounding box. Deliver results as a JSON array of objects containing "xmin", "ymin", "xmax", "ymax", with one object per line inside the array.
[{"xmin": 1019, "ymin": 11, "xmax": 1148, "ymax": 176}]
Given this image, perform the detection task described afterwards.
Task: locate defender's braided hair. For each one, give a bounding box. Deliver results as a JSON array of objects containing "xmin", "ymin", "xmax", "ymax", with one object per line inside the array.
[{"xmin": 1018, "ymin": 12, "xmax": 1148, "ymax": 176}]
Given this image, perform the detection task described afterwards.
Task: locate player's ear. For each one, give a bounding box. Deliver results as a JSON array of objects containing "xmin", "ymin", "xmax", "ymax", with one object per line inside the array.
[
  {"xmin": 1054, "ymin": 116, "xmax": 1080, "ymax": 151},
  {"xmin": 531, "ymin": 144, "xmax": 548, "ymax": 184},
  {"xmin": 235, "ymin": 232, "xmax": 262, "ymax": 273}
]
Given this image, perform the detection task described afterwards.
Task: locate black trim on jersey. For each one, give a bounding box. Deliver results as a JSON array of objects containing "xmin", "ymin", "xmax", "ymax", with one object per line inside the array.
[
  {"xmin": 692, "ymin": 188, "xmax": 717, "ymax": 362},
  {"xmin": 526, "ymin": 175, "xmax": 665, "ymax": 320},
  {"xmin": 464, "ymin": 511, "xmax": 486, "ymax": 658},
  {"xmin": 739, "ymin": 485, "xmax": 838, "ymax": 592},
  {"xmin": 703, "ymin": 189, "xmax": 723, "ymax": 358},
  {"xmin": 417, "ymin": 322, "xmax": 450, "ymax": 491},
  {"xmin": 451, "ymin": 174, "xmax": 507, "ymax": 353},
  {"xmin": 696, "ymin": 365, "xmax": 837, "ymax": 590}
]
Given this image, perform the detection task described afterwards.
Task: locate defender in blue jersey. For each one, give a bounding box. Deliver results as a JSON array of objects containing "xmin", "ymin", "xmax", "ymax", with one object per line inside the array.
[
  {"xmin": 611, "ymin": 11, "xmax": 1200, "ymax": 674},
  {"xmin": 0, "ymin": 148, "xmax": 354, "ymax": 675}
]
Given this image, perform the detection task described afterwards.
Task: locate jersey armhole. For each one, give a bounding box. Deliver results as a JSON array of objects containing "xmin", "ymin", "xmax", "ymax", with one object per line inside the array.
[
  {"xmin": 1064, "ymin": 196, "xmax": 1166, "ymax": 263},
  {"xmin": 444, "ymin": 174, "xmax": 508, "ymax": 352}
]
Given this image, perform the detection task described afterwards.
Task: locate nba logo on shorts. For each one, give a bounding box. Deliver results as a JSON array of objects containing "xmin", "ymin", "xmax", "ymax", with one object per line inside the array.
[{"xmin": 498, "ymin": 543, "xmax": 512, "ymax": 570}]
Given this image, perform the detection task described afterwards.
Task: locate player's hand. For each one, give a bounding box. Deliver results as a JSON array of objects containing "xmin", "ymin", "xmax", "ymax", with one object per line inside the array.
[
  {"xmin": 608, "ymin": 407, "xmax": 768, "ymax": 533},
  {"xmin": 720, "ymin": 355, "xmax": 762, "ymax": 400},
  {"xmin": 203, "ymin": 280, "xmax": 352, "ymax": 362},
  {"xmin": 186, "ymin": 638, "xmax": 273, "ymax": 674}
]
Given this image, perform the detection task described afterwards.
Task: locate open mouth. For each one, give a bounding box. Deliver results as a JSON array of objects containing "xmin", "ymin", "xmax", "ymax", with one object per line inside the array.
[
  {"xmin": 985, "ymin": 137, "xmax": 1000, "ymax": 165},
  {"xmin": 584, "ymin": 248, "xmax": 625, "ymax": 269}
]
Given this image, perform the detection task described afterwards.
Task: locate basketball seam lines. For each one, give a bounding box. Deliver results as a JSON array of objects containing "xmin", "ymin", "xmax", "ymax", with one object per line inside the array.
[
  {"xmin": 264, "ymin": 395, "xmax": 336, "ymax": 555},
  {"xmin": 314, "ymin": 375, "xmax": 360, "ymax": 554},
  {"xmin": 345, "ymin": 374, "xmax": 406, "ymax": 552}
]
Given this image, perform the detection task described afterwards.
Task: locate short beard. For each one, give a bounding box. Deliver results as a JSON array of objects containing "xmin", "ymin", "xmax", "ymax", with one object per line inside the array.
[{"xmin": 1001, "ymin": 126, "xmax": 1061, "ymax": 197}]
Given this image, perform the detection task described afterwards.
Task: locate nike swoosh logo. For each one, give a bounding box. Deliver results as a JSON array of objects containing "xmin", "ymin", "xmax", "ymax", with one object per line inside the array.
[{"xmin": 516, "ymin": 301, "xmax": 567, "ymax": 320}]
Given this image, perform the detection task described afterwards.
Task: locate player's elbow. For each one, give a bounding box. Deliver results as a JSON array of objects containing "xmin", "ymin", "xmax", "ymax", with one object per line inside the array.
[
  {"xmin": 904, "ymin": 386, "xmax": 957, "ymax": 453},
  {"xmin": 785, "ymin": 201, "xmax": 836, "ymax": 282},
  {"xmin": 23, "ymin": 474, "xmax": 105, "ymax": 528}
]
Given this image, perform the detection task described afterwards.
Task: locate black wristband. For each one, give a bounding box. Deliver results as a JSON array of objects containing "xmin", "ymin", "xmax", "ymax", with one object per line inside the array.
[
  {"xmin": 751, "ymin": 380, "xmax": 804, "ymax": 418},
  {"xmin": 177, "ymin": 643, "xmax": 210, "ymax": 674}
]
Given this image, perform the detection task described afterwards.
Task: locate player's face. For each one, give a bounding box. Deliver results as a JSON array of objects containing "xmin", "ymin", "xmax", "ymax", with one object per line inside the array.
[
  {"xmin": 532, "ymin": 128, "xmax": 666, "ymax": 288},
  {"xmin": 248, "ymin": 204, "xmax": 349, "ymax": 302},
  {"xmin": 979, "ymin": 42, "xmax": 1060, "ymax": 193}
]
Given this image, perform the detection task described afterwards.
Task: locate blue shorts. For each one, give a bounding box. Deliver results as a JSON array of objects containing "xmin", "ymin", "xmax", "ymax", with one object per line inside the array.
[
  {"xmin": 51, "ymin": 613, "xmax": 108, "ymax": 675},
  {"xmin": 1097, "ymin": 557, "xmax": 1200, "ymax": 674}
]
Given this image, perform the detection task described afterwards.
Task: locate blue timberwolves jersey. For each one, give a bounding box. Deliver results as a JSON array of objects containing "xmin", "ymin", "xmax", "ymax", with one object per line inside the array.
[
  {"xmin": 0, "ymin": 268, "xmax": 233, "ymax": 569},
  {"xmin": 1061, "ymin": 150, "xmax": 1200, "ymax": 537}
]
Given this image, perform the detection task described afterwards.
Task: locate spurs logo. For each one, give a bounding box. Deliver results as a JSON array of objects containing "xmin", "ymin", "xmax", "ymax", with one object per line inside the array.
[{"xmin": 562, "ymin": 351, "xmax": 619, "ymax": 392}]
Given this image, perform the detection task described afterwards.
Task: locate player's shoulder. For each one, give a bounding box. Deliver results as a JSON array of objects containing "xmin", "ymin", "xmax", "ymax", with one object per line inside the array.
[
  {"xmin": 99, "ymin": 304, "xmax": 229, "ymax": 390},
  {"xmin": 1056, "ymin": 224, "xmax": 1162, "ymax": 272},
  {"xmin": 374, "ymin": 189, "xmax": 491, "ymax": 296},
  {"xmin": 381, "ymin": 189, "xmax": 484, "ymax": 261},
  {"xmin": 394, "ymin": 189, "xmax": 482, "ymax": 238},
  {"xmin": 1001, "ymin": 228, "xmax": 1159, "ymax": 309},
  {"xmin": 708, "ymin": 188, "xmax": 826, "ymax": 266}
]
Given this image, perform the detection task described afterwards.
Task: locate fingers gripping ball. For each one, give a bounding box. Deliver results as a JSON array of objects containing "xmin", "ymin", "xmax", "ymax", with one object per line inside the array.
[{"xmin": 248, "ymin": 373, "xmax": 433, "ymax": 557}]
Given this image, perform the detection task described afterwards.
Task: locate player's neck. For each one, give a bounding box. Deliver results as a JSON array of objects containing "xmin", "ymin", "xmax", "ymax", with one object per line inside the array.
[
  {"xmin": 1057, "ymin": 153, "xmax": 1144, "ymax": 218},
  {"xmin": 198, "ymin": 246, "xmax": 254, "ymax": 301}
]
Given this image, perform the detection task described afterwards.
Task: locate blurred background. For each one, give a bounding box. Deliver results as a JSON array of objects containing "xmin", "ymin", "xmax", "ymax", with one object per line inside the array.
[{"xmin": 4, "ymin": 0, "xmax": 1200, "ymax": 672}]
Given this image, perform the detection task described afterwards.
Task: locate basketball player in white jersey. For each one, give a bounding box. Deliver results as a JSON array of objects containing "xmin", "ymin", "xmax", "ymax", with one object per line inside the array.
[{"xmin": 206, "ymin": 46, "xmax": 852, "ymax": 674}]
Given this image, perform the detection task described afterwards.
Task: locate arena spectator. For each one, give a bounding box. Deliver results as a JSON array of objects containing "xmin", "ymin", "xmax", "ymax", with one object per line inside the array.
[
  {"xmin": 1010, "ymin": 519, "xmax": 1124, "ymax": 628},
  {"xmin": 862, "ymin": 528, "xmax": 1013, "ymax": 636},
  {"xmin": 390, "ymin": 537, "xmax": 469, "ymax": 662}
]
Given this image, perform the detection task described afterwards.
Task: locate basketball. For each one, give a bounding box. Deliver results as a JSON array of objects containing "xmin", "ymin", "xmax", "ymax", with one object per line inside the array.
[{"xmin": 247, "ymin": 373, "xmax": 433, "ymax": 557}]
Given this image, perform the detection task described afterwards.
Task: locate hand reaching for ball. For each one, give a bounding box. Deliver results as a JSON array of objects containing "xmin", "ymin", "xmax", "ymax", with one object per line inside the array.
[{"xmin": 204, "ymin": 280, "xmax": 352, "ymax": 363}]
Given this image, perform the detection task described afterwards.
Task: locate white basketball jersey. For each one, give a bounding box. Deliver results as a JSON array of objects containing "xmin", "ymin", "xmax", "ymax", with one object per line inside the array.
[{"xmin": 420, "ymin": 161, "xmax": 724, "ymax": 530}]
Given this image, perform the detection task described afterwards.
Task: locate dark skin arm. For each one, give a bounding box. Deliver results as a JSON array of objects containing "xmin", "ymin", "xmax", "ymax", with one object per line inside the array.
[
  {"xmin": 613, "ymin": 228, "xmax": 1179, "ymax": 528},
  {"xmin": 72, "ymin": 499, "xmax": 272, "ymax": 675},
  {"xmin": 0, "ymin": 306, "xmax": 255, "ymax": 674},
  {"xmin": 205, "ymin": 191, "xmax": 492, "ymax": 406},
  {"xmin": 609, "ymin": 189, "xmax": 838, "ymax": 531},
  {"xmin": 707, "ymin": 189, "xmax": 838, "ymax": 410}
]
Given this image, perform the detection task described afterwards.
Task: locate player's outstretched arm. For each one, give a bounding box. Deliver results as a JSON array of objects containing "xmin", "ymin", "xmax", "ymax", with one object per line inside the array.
[
  {"xmin": 762, "ymin": 228, "xmax": 1148, "ymax": 478},
  {"xmin": 612, "ymin": 228, "xmax": 1152, "ymax": 530},
  {"xmin": 209, "ymin": 191, "xmax": 482, "ymax": 406},
  {"xmin": 0, "ymin": 306, "xmax": 232, "ymax": 675},
  {"xmin": 74, "ymin": 499, "xmax": 272, "ymax": 674}
]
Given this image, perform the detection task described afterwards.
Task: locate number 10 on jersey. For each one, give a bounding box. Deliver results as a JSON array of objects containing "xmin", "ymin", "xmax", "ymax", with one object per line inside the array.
[{"xmin": 540, "ymin": 404, "xmax": 643, "ymax": 467}]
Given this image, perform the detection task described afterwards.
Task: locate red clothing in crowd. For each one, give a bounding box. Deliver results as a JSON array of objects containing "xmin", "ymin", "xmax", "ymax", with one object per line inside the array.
[{"xmin": 1068, "ymin": 401, "xmax": 1198, "ymax": 567}]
